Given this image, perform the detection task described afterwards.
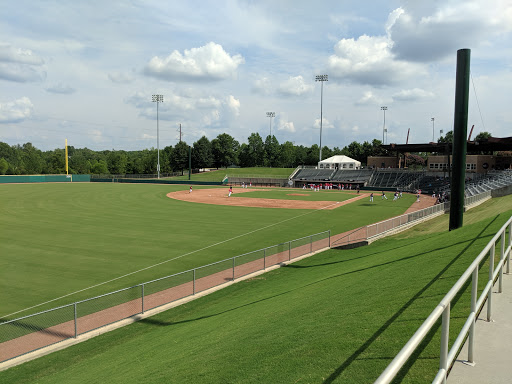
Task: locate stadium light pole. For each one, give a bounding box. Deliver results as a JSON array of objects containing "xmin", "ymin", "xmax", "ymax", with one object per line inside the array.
[
  {"xmin": 381, "ymin": 106, "xmax": 388, "ymax": 144},
  {"xmin": 152, "ymin": 94, "xmax": 163, "ymax": 178},
  {"xmin": 316, "ymin": 74, "xmax": 328, "ymax": 161},
  {"xmin": 431, "ymin": 117, "xmax": 435, "ymax": 142},
  {"xmin": 266, "ymin": 112, "xmax": 275, "ymax": 138}
]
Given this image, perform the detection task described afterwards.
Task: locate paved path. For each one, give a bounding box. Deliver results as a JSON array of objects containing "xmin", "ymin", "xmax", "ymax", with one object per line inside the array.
[{"xmin": 448, "ymin": 272, "xmax": 512, "ymax": 384}]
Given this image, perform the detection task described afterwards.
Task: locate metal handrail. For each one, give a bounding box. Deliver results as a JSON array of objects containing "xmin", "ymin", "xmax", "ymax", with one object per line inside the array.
[{"xmin": 375, "ymin": 215, "xmax": 512, "ymax": 384}]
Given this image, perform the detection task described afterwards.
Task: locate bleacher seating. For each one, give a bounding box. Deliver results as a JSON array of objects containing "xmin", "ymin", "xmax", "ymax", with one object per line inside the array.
[{"xmin": 293, "ymin": 168, "xmax": 335, "ymax": 181}]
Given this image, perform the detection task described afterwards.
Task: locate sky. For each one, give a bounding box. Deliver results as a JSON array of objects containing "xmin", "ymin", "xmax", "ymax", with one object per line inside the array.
[{"xmin": 1, "ymin": 0, "xmax": 511, "ymax": 151}]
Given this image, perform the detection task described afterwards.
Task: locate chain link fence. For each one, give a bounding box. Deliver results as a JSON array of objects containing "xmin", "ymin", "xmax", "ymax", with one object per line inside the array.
[{"xmin": 0, "ymin": 230, "xmax": 330, "ymax": 364}]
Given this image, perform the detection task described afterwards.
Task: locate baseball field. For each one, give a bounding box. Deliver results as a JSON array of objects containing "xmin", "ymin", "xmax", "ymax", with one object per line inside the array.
[
  {"xmin": 1, "ymin": 182, "xmax": 510, "ymax": 382},
  {"xmin": 0, "ymin": 182, "xmax": 415, "ymax": 318}
]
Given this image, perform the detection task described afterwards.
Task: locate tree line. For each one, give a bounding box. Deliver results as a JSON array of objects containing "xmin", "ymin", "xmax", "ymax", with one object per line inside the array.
[{"xmin": 0, "ymin": 133, "xmax": 389, "ymax": 175}]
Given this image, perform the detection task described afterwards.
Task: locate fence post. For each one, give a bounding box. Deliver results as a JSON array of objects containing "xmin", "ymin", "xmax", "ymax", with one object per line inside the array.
[
  {"xmin": 141, "ymin": 284, "xmax": 145, "ymax": 314},
  {"xmin": 499, "ymin": 232, "xmax": 505, "ymax": 293},
  {"xmin": 193, "ymin": 269, "xmax": 196, "ymax": 295},
  {"xmin": 439, "ymin": 303, "xmax": 450, "ymax": 384},
  {"xmin": 487, "ymin": 245, "xmax": 495, "ymax": 322},
  {"xmin": 74, "ymin": 303, "xmax": 77, "ymax": 338},
  {"xmin": 468, "ymin": 268, "xmax": 478, "ymax": 363},
  {"xmin": 507, "ymin": 221, "xmax": 511, "ymax": 274}
]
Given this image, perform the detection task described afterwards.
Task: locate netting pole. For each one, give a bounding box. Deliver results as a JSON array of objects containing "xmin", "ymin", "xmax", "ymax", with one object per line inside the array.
[
  {"xmin": 193, "ymin": 269, "xmax": 196, "ymax": 295},
  {"xmin": 74, "ymin": 303, "xmax": 77, "ymax": 338},
  {"xmin": 141, "ymin": 284, "xmax": 145, "ymax": 314}
]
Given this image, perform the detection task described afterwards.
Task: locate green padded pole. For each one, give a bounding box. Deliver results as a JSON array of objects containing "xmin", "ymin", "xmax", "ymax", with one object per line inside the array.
[{"xmin": 449, "ymin": 49, "xmax": 471, "ymax": 231}]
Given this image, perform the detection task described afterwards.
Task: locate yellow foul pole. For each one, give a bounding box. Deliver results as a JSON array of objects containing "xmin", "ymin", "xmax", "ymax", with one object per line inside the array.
[{"xmin": 65, "ymin": 139, "xmax": 69, "ymax": 175}]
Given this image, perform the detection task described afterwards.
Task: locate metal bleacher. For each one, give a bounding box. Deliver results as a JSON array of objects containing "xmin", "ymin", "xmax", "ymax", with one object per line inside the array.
[
  {"xmin": 464, "ymin": 170, "xmax": 512, "ymax": 197},
  {"xmin": 293, "ymin": 168, "xmax": 335, "ymax": 181}
]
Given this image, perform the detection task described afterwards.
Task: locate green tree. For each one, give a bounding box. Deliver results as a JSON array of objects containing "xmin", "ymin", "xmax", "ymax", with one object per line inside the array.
[
  {"xmin": 107, "ymin": 151, "xmax": 128, "ymax": 174},
  {"xmin": 21, "ymin": 143, "xmax": 44, "ymax": 174},
  {"xmin": 294, "ymin": 145, "xmax": 308, "ymax": 165},
  {"xmin": 211, "ymin": 133, "xmax": 239, "ymax": 168},
  {"xmin": 345, "ymin": 141, "xmax": 364, "ymax": 163},
  {"xmin": 90, "ymin": 159, "xmax": 109, "ymax": 174},
  {"xmin": 0, "ymin": 158, "xmax": 8, "ymax": 175},
  {"xmin": 474, "ymin": 131, "xmax": 492, "ymax": 141},
  {"xmin": 246, "ymin": 133, "xmax": 265, "ymax": 167},
  {"xmin": 321, "ymin": 146, "xmax": 333, "ymax": 161},
  {"xmin": 171, "ymin": 141, "xmax": 190, "ymax": 175},
  {"xmin": 438, "ymin": 131, "xmax": 454, "ymax": 143},
  {"xmin": 263, "ymin": 135, "xmax": 280, "ymax": 167},
  {"xmin": 160, "ymin": 146, "xmax": 173, "ymax": 174},
  {"xmin": 279, "ymin": 141, "xmax": 295, "ymax": 168},
  {"xmin": 306, "ymin": 144, "xmax": 320, "ymax": 165},
  {"xmin": 192, "ymin": 136, "xmax": 213, "ymax": 169}
]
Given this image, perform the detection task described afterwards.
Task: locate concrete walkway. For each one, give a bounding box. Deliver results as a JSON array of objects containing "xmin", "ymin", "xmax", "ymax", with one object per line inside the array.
[{"xmin": 448, "ymin": 272, "xmax": 512, "ymax": 384}]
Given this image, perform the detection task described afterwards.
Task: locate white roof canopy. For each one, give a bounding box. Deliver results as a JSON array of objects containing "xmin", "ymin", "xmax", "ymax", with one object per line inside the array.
[{"xmin": 318, "ymin": 155, "xmax": 361, "ymax": 169}]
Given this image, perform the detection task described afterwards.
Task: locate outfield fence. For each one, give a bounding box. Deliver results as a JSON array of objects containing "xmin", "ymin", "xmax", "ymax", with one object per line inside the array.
[{"xmin": 0, "ymin": 231, "xmax": 330, "ymax": 364}]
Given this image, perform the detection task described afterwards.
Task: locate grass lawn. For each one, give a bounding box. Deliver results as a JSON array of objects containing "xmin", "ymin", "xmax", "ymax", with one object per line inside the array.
[
  {"xmin": 0, "ymin": 183, "xmax": 413, "ymax": 318},
  {"xmin": 232, "ymin": 189, "xmax": 364, "ymax": 202},
  {"xmin": 1, "ymin": 196, "xmax": 510, "ymax": 383}
]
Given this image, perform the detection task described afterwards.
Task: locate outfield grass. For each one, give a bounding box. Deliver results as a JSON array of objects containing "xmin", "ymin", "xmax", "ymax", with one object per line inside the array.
[
  {"xmin": 1, "ymin": 197, "xmax": 510, "ymax": 383},
  {"xmin": 232, "ymin": 189, "xmax": 361, "ymax": 202},
  {"xmin": 0, "ymin": 183, "xmax": 413, "ymax": 318}
]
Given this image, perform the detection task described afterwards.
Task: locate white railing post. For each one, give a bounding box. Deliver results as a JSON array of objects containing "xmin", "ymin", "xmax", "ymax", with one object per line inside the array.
[
  {"xmin": 439, "ymin": 303, "xmax": 450, "ymax": 384},
  {"xmin": 508, "ymin": 222, "xmax": 511, "ymax": 274},
  {"xmin": 499, "ymin": 232, "xmax": 505, "ymax": 293},
  {"xmin": 468, "ymin": 268, "xmax": 478, "ymax": 363},
  {"xmin": 487, "ymin": 245, "xmax": 495, "ymax": 322}
]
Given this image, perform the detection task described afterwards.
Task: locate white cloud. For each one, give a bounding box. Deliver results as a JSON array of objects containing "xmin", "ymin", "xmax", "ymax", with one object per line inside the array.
[
  {"xmin": 277, "ymin": 75, "xmax": 314, "ymax": 96},
  {"xmin": 355, "ymin": 91, "xmax": 384, "ymax": 106},
  {"xmin": 251, "ymin": 77, "xmax": 272, "ymax": 95},
  {"xmin": 0, "ymin": 97, "xmax": 34, "ymax": 123},
  {"xmin": 390, "ymin": 2, "xmax": 512, "ymax": 62},
  {"xmin": 327, "ymin": 34, "xmax": 425, "ymax": 86},
  {"xmin": 392, "ymin": 88, "xmax": 435, "ymax": 102},
  {"xmin": 144, "ymin": 42, "xmax": 244, "ymax": 81},
  {"xmin": 0, "ymin": 43, "xmax": 46, "ymax": 83},
  {"xmin": 277, "ymin": 120, "xmax": 295, "ymax": 133},
  {"xmin": 226, "ymin": 95, "xmax": 240, "ymax": 116},
  {"xmin": 45, "ymin": 83, "xmax": 76, "ymax": 94},
  {"xmin": 313, "ymin": 117, "xmax": 334, "ymax": 130},
  {"xmin": 108, "ymin": 71, "xmax": 135, "ymax": 84},
  {"xmin": 0, "ymin": 43, "xmax": 44, "ymax": 65}
]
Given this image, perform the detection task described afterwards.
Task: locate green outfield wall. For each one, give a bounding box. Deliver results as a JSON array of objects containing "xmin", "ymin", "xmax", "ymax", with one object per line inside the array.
[
  {"xmin": 90, "ymin": 178, "xmax": 223, "ymax": 185},
  {"xmin": 0, "ymin": 174, "xmax": 91, "ymax": 183}
]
